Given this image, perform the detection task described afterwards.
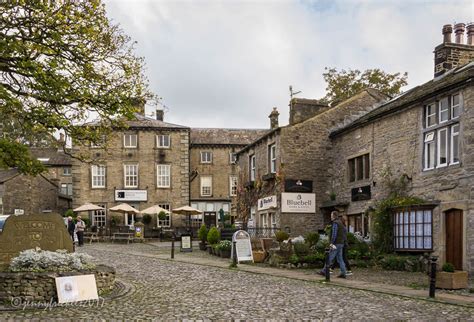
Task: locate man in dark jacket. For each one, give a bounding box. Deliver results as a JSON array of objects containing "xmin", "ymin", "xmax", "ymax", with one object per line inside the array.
[{"xmin": 318, "ymin": 211, "xmax": 347, "ymax": 278}]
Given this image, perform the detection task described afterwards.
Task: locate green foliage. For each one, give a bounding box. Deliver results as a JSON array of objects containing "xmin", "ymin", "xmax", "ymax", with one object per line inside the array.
[
  {"xmin": 10, "ymin": 249, "xmax": 95, "ymax": 272},
  {"xmin": 289, "ymin": 254, "xmax": 299, "ymax": 265},
  {"xmin": 442, "ymin": 262, "xmax": 455, "ymax": 273},
  {"xmin": 353, "ymin": 259, "xmax": 370, "ymax": 268},
  {"xmin": 63, "ymin": 209, "xmax": 74, "ymax": 217},
  {"xmin": 322, "ymin": 67, "xmax": 408, "ymax": 104},
  {"xmin": 348, "ymin": 249, "xmax": 361, "ymax": 260},
  {"xmin": 305, "ymin": 232, "xmax": 320, "ymax": 248},
  {"xmin": 142, "ymin": 214, "xmax": 152, "ymax": 225},
  {"xmin": 378, "ymin": 254, "xmax": 423, "ymax": 272},
  {"xmin": 218, "ymin": 240, "xmax": 232, "ymax": 251},
  {"xmin": 0, "ymin": 0, "xmax": 155, "ymax": 174},
  {"xmin": 275, "ymin": 230, "xmax": 289, "ymax": 243},
  {"xmin": 207, "ymin": 226, "xmax": 220, "ymax": 245},
  {"xmin": 315, "ymin": 239, "xmax": 330, "ymax": 253},
  {"xmin": 347, "ymin": 232, "xmax": 357, "ymax": 245},
  {"xmin": 293, "ymin": 242, "xmax": 310, "ymax": 257},
  {"xmin": 302, "ymin": 252, "xmax": 325, "ymax": 264},
  {"xmin": 158, "ymin": 211, "xmax": 167, "ymax": 221},
  {"xmin": 198, "ymin": 224, "xmax": 208, "ymax": 242}
]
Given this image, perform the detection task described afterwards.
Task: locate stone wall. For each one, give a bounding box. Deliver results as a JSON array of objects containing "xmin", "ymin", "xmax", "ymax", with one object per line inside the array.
[
  {"xmin": 434, "ymin": 43, "xmax": 474, "ymax": 77},
  {"xmin": 0, "ymin": 265, "xmax": 115, "ymax": 302}
]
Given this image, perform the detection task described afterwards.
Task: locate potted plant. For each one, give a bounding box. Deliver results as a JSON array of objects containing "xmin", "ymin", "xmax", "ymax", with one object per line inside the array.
[
  {"xmin": 218, "ymin": 240, "xmax": 232, "ymax": 258},
  {"xmin": 207, "ymin": 226, "xmax": 220, "ymax": 255},
  {"xmin": 198, "ymin": 224, "xmax": 208, "ymax": 251},
  {"xmin": 436, "ymin": 262, "xmax": 468, "ymax": 289}
]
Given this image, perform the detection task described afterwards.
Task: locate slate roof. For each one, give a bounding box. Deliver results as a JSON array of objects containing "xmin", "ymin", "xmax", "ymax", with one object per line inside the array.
[
  {"xmin": 0, "ymin": 169, "xmax": 20, "ymax": 183},
  {"xmin": 85, "ymin": 113, "xmax": 189, "ymax": 130},
  {"xmin": 330, "ymin": 62, "xmax": 474, "ymax": 137},
  {"xmin": 190, "ymin": 128, "xmax": 269, "ymax": 146},
  {"xmin": 29, "ymin": 148, "xmax": 71, "ymax": 166}
]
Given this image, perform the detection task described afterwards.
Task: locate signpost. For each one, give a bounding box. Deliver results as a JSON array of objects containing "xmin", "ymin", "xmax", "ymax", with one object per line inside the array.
[
  {"xmin": 231, "ymin": 230, "xmax": 253, "ymax": 263},
  {"xmin": 180, "ymin": 234, "xmax": 192, "ymax": 252}
]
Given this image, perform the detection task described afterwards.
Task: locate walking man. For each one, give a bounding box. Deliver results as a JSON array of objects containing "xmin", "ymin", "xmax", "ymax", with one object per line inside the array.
[{"xmin": 319, "ymin": 211, "xmax": 347, "ymax": 278}]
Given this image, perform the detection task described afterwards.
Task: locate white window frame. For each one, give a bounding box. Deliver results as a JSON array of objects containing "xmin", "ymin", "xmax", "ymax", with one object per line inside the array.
[
  {"xmin": 260, "ymin": 213, "xmax": 268, "ymax": 228},
  {"xmin": 92, "ymin": 205, "xmax": 107, "ymax": 228},
  {"xmin": 200, "ymin": 151, "xmax": 212, "ymax": 163},
  {"xmin": 200, "ymin": 176, "xmax": 212, "ymax": 197},
  {"xmin": 393, "ymin": 208, "xmax": 432, "ymax": 250},
  {"xmin": 437, "ymin": 128, "xmax": 448, "ymax": 168},
  {"xmin": 269, "ymin": 144, "xmax": 276, "ymax": 173},
  {"xmin": 451, "ymin": 124, "xmax": 460, "ymax": 165},
  {"xmin": 229, "ymin": 152, "xmax": 237, "ymax": 164},
  {"xmin": 124, "ymin": 164, "xmax": 139, "ymax": 188},
  {"xmin": 250, "ymin": 155, "xmax": 256, "ymax": 181},
  {"xmin": 157, "ymin": 204, "xmax": 171, "ymax": 227},
  {"xmin": 438, "ymin": 98, "xmax": 449, "ymax": 124},
  {"xmin": 229, "ymin": 176, "xmax": 238, "ymax": 196},
  {"xmin": 157, "ymin": 164, "xmax": 171, "ymax": 188},
  {"xmin": 425, "ymin": 103, "xmax": 437, "ymax": 128},
  {"xmin": 451, "ymin": 94, "xmax": 460, "ymax": 119},
  {"xmin": 423, "ymin": 132, "xmax": 435, "ymax": 170},
  {"xmin": 156, "ymin": 135, "xmax": 170, "ymax": 148},
  {"xmin": 91, "ymin": 165, "xmax": 106, "ymax": 188},
  {"xmin": 63, "ymin": 167, "xmax": 71, "ymax": 176},
  {"xmin": 125, "ymin": 213, "xmax": 135, "ymax": 227},
  {"xmin": 123, "ymin": 133, "xmax": 137, "ymax": 148}
]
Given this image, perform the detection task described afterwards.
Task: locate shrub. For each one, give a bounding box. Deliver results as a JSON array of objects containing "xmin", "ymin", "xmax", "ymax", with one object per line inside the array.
[
  {"xmin": 158, "ymin": 211, "xmax": 167, "ymax": 221},
  {"xmin": 347, "ymin": 249, "xmax": 361, "ymax": 260},
  {"xmin": 305, "ymin": 232, "xmax": 320, "ymax": 248},
  {"xmin": 218, "ymin": 240, "xmax": 232, "ymax": 251},
  {"xmin": 289, "ymin": 254, "xmax": 299, "ymax": 265},
  {"xmin": 379, "ymin": 254, "xmax": 423, "ymax": 272},
  {"xmin": 207, "ymin": 226, "xmax": 220, "ymax": 245},
  {"xmin": 10, "ymin": 248, "xmax": 95, "ymax": 272},
  {"xmin": 315, "ymin": 239, "xmax": 330, "ymax": 253},
  {"xmin": 198, "ymin": 224, "xmax": 208, "ymax": 242},
  {"xmin": 353, "ymin": 259, "xmax": 369, "ymax": 268},
  {"xmin": 142, "ymin": 214, "xmax": 152, "ymax": 225},
  {"xmin": 347, "ymin": 232, "xmax": 358, "ymax": 245},
  {"xmin": 63, "ymin": 209, "xmax": 74, "ymax": 218},
  {"xmin": 302, "ymin": 252, "xmax": 325, "ymax": 264},
  {"xmin": 275, "ymin": 230, "xmax": 289, "ymax": 243},
  {"xmin": 442, "ymin": 262, "xmax": 455, "ymax": 273},
  {"xmin": 294, "ymin": 242, "xmax": 310, "ymax": 257}
]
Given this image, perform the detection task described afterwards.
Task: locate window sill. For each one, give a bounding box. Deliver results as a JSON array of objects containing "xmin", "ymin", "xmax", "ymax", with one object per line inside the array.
[{"xmin": 157, "ymin": 186, "xmax": 171, "ymax": 189}]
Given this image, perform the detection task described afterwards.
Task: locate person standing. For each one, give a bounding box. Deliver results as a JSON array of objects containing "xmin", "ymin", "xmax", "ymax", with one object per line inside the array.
[
  {"xmin": 67, "ymin": 216, "xmax": 75, "ymax": 241},
  {"xmin": 75, "ymin": 216, "xmax": 86, "ymax": 247},
  {"xmin": 319, "ymin": 211, "xmax": 347, "ymax": 278},
  {"xmin": 330, "ymin": 214, "xmax": 352, "ymax": 275}
]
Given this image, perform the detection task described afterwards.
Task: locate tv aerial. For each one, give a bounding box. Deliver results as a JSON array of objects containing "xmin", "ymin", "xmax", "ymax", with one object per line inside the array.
[{"xmin": 289, "ymin": 85, "xmax": 301, "ymax": 99}]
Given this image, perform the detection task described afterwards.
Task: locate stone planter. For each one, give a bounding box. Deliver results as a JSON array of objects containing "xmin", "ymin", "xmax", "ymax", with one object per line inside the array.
[
  {"xmin": 207, "ymin": 245, "xmax": 213, "ymax": 255},
  {"xmin": 436, "ymin": 271, "xmax": 468, "ymax": 289},
  {"xmin": 199, "ymin": 241, "xmax": 207, "ymax": 251},
  {"xmin": 253, "ymin": 250, "xmax": 266, "ymax": 263},
  {"xmin": 220, "ymin": 249, "xmax": 231, "ymax": 258}
]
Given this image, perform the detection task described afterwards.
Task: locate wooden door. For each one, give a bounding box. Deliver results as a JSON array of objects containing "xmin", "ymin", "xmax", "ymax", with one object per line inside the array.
[
  {"xmin": 445, "ymin": 209, "xmax": 463, "ymax": 270},
  {"xmin": 204, "ymin": 212, "xmax": 216, "ymax": 228}
]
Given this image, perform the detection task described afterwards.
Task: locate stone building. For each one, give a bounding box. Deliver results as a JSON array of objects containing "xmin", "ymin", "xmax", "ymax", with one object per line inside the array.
[
  {"xmin": 329, "ymin": 23, "xmax": 474, "ymax": 272},
  {"xmin": 236, "ymin": 92, "xmax": 387, "ymax": 236},
  {"xmin": 189, "ymin": 128, "xmax": 267, "ymax": 228},
  {"xmin": 72, "ymin": 110, "xmax": 190, "ymax": 230}
]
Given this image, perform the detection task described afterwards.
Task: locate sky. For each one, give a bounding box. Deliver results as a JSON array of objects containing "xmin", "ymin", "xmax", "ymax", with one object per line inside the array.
[{"xmin": 104, "ymin": 0, "xmax": 474, "ymax": 129}]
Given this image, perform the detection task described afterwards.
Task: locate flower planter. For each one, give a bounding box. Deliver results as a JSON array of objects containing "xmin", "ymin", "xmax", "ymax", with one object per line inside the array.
[
  {"xmin": 220, "ymin": 249, "xmax": 231, "ymax": 258},
  {"xmin": 253, "ymin": 250, "xmax": 266, "ymax": 263},
  {"xmin": 436, "ymin": 271, "xmax": 468, "ymax": 289}
]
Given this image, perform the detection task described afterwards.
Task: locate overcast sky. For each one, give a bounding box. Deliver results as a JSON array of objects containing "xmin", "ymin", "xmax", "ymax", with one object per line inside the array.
[{"xmin": 104, "ymin": 0, "xmax": 473, "ymax": 129}]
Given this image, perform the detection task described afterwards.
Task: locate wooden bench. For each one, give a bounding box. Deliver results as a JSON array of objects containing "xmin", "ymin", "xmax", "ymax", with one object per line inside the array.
[
  {"xmin": 112, "ymin": 232, "xmax": 134, "ymax": 244},
  {"xmin": 83, "ymin": 232, "xmax": 100, "ymax": 244}
]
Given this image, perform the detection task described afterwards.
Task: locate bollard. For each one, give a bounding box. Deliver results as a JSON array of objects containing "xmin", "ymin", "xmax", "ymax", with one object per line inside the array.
[
  {"xmin": 429, "ymin": 256, "xmax": 438, "ymax": 298},
  {"xmin": 232, "ymin": 241, "xmax": 238, "ymax": 267},
  {"xmin": 171, "ymin": 235, "xmax": 175, "ymax": 259},
  {"xmin": 325, "ymin": 247, "xmax": 331, "ymax": 282}
]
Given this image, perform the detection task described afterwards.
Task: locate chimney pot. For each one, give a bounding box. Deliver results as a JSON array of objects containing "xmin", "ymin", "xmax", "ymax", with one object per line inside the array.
[
  {"xmin": 454, "ymin": 23, "xmax": 466, "ymax": 44},
  {"xmin": 467, "ymin": 24, "xmax": 474, "ymax": 45},
  {"xmin": 442, "ymin": 24, "xmax": 453, "ymax": 43},
  {"xmin": 268, "ymin": 107, "xmax": 279, "ymax": 129}
]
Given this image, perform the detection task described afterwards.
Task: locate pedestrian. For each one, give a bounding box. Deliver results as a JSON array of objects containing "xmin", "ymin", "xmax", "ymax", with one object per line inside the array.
[
  {"xmin": 330, "ymin": 214, "xmax": 352, "ymax": 275},
  {"xmin": 318, "ymin": 211, "xmax": 347, "ymax": 278},
  {"xmin": 75, "ymin": 215, "xmax": 86, "ymax": 247},
  {"xmin": 67, "ymin": 216, "xmax": 75, "ymax": 241}
]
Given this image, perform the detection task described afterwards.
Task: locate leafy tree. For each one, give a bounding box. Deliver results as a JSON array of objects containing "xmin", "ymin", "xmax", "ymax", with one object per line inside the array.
[
  {"xmin": 0, "ymin": 1, "xmax": 154, "ymax": 174},
  {"xmin": 322, "ymin": 68, "xmax": 408, "ymax": 104}
]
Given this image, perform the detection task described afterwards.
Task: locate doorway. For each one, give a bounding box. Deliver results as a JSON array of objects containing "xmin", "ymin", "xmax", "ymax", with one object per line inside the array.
[
  {"xmin": 445, "ymin": 209, "xmax": 463, "ymax": 270},
  {"xmin": 204, "ymin": 212, "xmax": 216, "ymax": 228}
]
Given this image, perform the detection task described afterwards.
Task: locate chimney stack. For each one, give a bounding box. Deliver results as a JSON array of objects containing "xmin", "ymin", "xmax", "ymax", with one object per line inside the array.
[
  {"xmin": 269, "ymin": 107, "xmax": 279, "ymax": 129},
  {"xmin": 467, "ymin": 24, "xmax": 474, "ymax": 45},
  {"xmin": 454, "ymin": 23, "xmax": 466, "ymax": 44},
  {"xmin": 442, "ymin": 24, "xmax": 453, "ymax": 43},
  {"xmin": 156, "ymin": 108, "xmax": 164, "ymax": 121}
]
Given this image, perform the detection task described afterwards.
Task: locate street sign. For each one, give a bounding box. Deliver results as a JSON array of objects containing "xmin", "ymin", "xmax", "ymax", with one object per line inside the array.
[{"xmin": 232, "ymin": 230, "xmax": 253, "ymax": 263}]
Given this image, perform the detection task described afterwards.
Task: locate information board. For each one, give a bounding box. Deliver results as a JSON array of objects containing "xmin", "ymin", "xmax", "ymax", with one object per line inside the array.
[
  {"xmin": 232, "ymin": 230, "xmax": 253, "ymax": 263},
  {"xmin": 55, "ymin": 275, "xmax": 98, "ymax": 304},
  {"xmin": 180, "ymin": 234, "xmax": 192, "ymax": 252}
]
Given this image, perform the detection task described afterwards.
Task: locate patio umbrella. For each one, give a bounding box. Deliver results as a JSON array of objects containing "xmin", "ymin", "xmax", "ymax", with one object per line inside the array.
[
  {"xmin": 172, "ymin": 205, "xmax": 203, "ymax": 228},
  {"xmin": 140, "ymin": 205, "xmax": 170, "ymax": 215},
  {"xmin": 110, "ymin": 203, "xmax": 139, "ymax": 214},
  {"xmin": 73, "ymin": 203, "xmax": 105, "ymax": 212}
]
